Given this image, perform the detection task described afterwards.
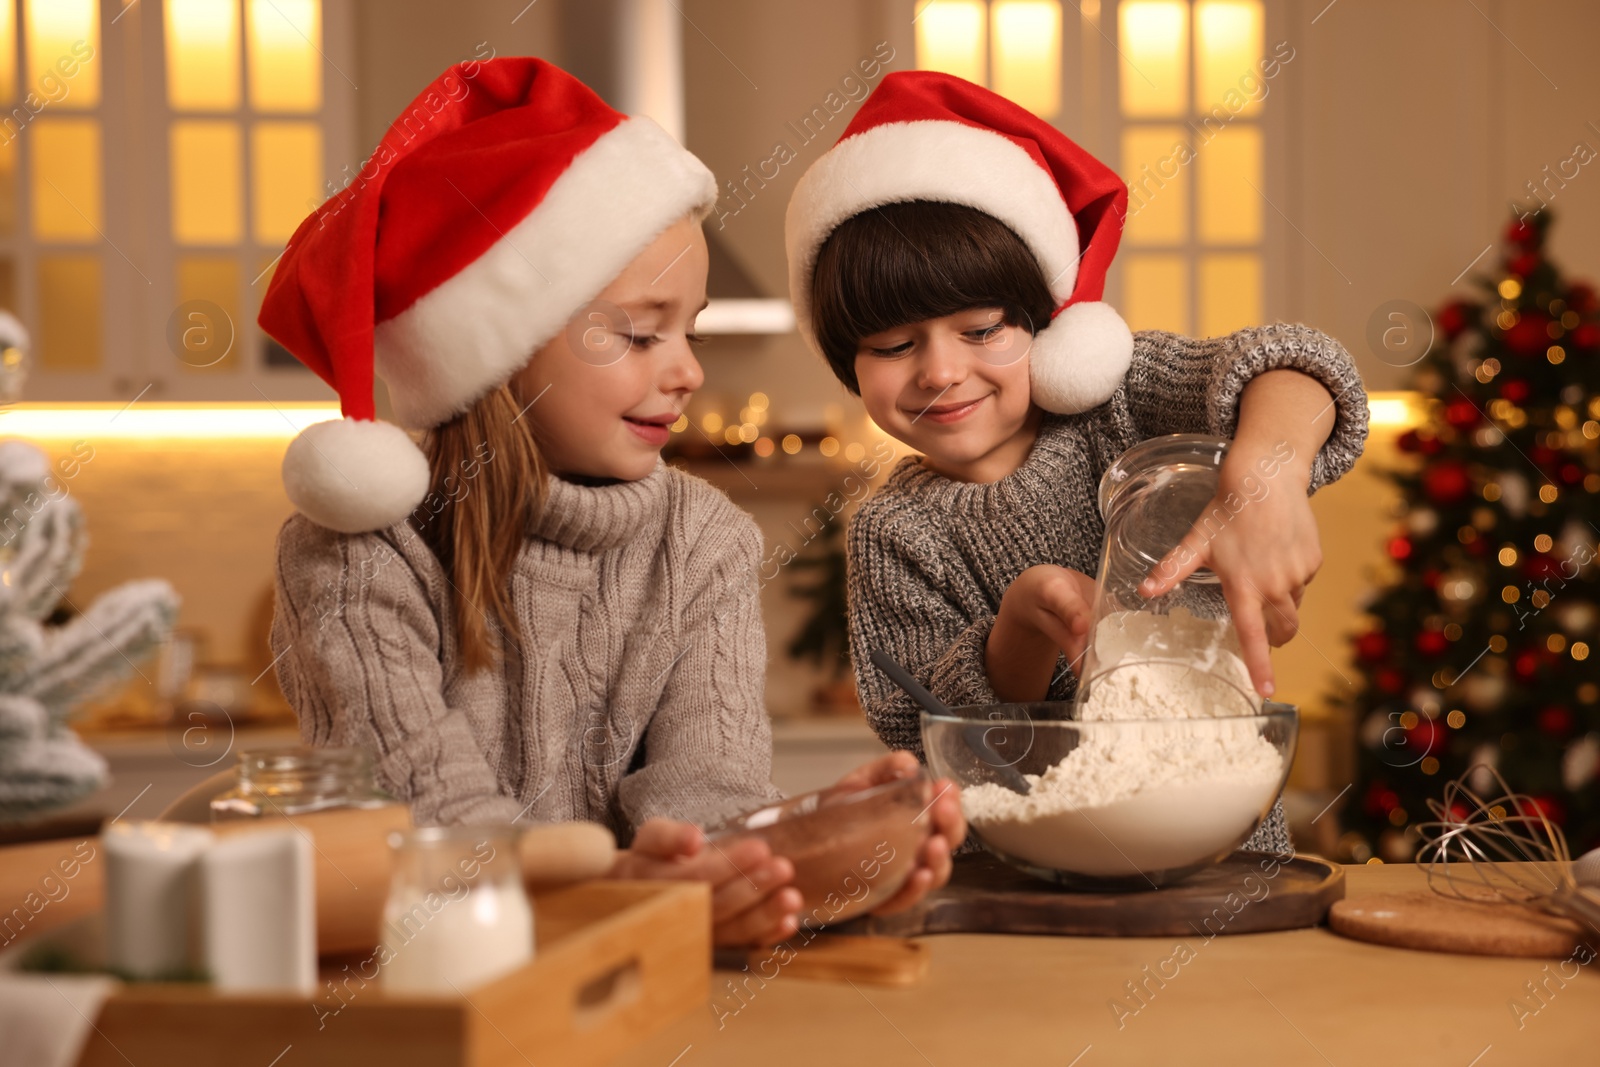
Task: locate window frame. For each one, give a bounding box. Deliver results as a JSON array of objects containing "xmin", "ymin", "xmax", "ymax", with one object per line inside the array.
[
  {"xmin": 13, "ymin": 0, "xmax": 354, "ymax": 403},
  {"xmin": 1098, "ymin": 0, "xmax": 1289, "ymax": 339}
]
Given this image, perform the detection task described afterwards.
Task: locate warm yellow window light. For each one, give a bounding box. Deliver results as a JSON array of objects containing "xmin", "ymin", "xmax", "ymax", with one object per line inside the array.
[
  {"xmin": 31, "ymin": 119, "xmax": 101, "ymax": 240},
  {"xmin": 0, "ymin": 2, "xmax": 15, "ymax": 104},
  {"xmin": 252, "ymin": 121, "xmax": 322, "ymax": 242},
  {"xmin": 991, "ymin": 1, "xmax": 1061, "ymax": 117},
  {"xmin": 915, "ymin": 0, "xmax": 987, "ymax": 85},
  {"xmin": 248, "ymin": 0, "xmax": 322, "ymax": 112},
  {"xmin": 1195, "ymin": 1, "xmax": 1263, "ymax": 116},
  {"xmin": 1123, "ymin": 253, "xmax": 1188, "ymax": 334},
  {"xmin": 1121, "ymin": 125, "xmax": 1188, "ymax": 246},
  {"xmin": 170, "ymin": 120, "xmax": 243, "ymax": 244},
  {"xmin": 1198, "ymin": 252, "xmax": 1260, "ymax": 337},
  {"xmin": 1197, "ymin": 122, "xmax": 1261, "ymax": 243},
  {"xmin": 37, "ymin": 257, "xmax": 100, "ymax": 371},
  {"xmin": 24, "ymin": 0, "xmax": 98, "ymax": 109},
  {"xmin": 1119, "ymin": 1, "xmax": 1187, "ymax": 117},
  {"xmin": 0, "ymin": 404, "xmax": 341, "ymax": 439},
  {"xmin": 165, "ymin": 0, "xmax": 241, "ymax": 111}
]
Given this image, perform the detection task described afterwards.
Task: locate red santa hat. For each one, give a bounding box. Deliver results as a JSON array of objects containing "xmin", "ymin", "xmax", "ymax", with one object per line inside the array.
[
  {"xmin": 259, "ymin": 58, "xmax": 717, "ymax": 534},
  {"xmin": 785, "ymin": 71, "xmax": 1132, "ymax": 414}
]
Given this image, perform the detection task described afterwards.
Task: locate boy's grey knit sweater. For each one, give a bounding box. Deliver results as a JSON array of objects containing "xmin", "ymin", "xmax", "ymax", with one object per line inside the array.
[{"xmin": 847, "ymin": 323, "xmax": 1370, "ymax": 856}]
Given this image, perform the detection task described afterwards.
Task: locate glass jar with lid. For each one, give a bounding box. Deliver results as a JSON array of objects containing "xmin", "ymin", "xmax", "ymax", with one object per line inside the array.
[
  {"xmin": 209, "ymin": 745, "xmax": 397, "ymax": 821},
  {"xmin": 1079, "ymin": 434, "xmax": 1249, "ymax": 699}
]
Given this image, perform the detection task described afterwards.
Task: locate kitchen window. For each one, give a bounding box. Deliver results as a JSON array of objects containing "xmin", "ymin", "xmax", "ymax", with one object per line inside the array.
[
  {"xmin": 1, "ymin": 0, "xmax": 353, "ymax": 402},
  {"xmin": 914, "ymin": 0, "xmax": 1282, "ymax": 339}
]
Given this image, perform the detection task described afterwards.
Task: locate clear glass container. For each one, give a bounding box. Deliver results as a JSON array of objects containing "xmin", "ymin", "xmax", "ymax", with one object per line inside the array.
[
  {"xmin": 1082, "ymin": 434, "xmax": 1241, "ymax": 690},
  {"xmin": 209, "ymin": 745, "xmax": 397, "ymax": 821},
  {"xmin": 380, "ymin": 825, "xmax": 535, "ymax": 993},
  {"xmin": 922, "ymin": 684, "xmax": 1298, "ymax": 889}
]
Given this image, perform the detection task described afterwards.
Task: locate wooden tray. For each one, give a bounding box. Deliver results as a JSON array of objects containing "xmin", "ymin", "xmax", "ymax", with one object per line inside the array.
[
  {"xmin": 832, "ymin": 850, "xmax": 1343, "ymax": 938},
  {"xmin": 59, "ymin": 880, "xmax": 709, "ymax": 1067}
]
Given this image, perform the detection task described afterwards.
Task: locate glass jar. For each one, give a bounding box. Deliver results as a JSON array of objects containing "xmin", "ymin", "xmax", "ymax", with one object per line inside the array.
[
  {"xmin": 1080, "ymin": 434, "xmax": 1247, "ymax": 696},
  {"xmin": 380, "ymin": 826, "xmax": 535, "ymax": 993},
  {"xmin": 209, "ymin": 745, "xmax": 396, "ymax": 821}
]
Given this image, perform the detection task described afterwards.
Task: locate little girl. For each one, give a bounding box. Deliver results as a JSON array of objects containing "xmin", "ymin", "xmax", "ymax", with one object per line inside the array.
[
  {"xmin": 784, "ymin": 72, "xmax": 1369, "ymax": 854},
  {"xmin": 260, "ymin": 58, "xmax": 963, "ymax": 946}
]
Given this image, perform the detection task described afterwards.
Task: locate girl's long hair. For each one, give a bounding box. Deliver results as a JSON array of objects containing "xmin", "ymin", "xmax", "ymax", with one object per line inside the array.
[{"xmin": 417, "ymin": 383, "xmax": 547, "ymax": 673}]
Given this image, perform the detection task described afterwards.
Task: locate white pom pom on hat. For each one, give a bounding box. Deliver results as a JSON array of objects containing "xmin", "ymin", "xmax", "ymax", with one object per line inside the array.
[
  {"xmin": 281, "ymin": 419, "xmax": 431, "ymax": 535},
  {"xmin": 259, "ymin": 58, "xmax": 717, "ymax": 534},
  {"xmin": 785, "ymin": 71, "xmax": 1134, "ymax": 414}
]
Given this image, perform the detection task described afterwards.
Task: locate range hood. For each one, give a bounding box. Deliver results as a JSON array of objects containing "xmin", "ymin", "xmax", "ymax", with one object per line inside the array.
[{"xmin": 562, "ymin": 0, "xmax": 795, "ymax": 336}]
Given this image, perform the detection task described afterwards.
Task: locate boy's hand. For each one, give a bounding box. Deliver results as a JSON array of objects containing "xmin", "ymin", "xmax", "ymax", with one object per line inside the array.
[
  {"xmin": 1140, "ymin": 444, "xmax": 1320, "ymax": 699},
  {"xmin": 823, "ymin": 751, "xmax": 966, "ymax": 916},
  {"xmin": 612, "ymin": 818, "xmax": 802, "ymax": 947},
  {"xmin": 987, "ymin": 565, "xmax": 1097, "ymax": 702}
]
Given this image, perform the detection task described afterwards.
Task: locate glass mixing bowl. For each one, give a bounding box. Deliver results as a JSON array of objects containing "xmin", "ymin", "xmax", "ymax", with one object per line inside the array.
[
  {"xmin": 921, "ymin": 694, "xmax": 1297, "ymax": 890},
  {"xmin": 707, "ymin": 775, "xmax": 934, "ymax": 926}
]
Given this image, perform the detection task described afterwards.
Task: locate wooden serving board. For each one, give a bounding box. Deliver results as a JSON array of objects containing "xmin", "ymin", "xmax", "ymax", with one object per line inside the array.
[
  {"xmin": 57, "ymin": 881, "xmax": 710, "ymax": 1067},
  {"xmin": 832, "ymin": 850, "xmax": 1343, "ymax": 938},
  {"xmin": 1329, "ymin": 890, "xmax": 1592, "ymax": 958}
]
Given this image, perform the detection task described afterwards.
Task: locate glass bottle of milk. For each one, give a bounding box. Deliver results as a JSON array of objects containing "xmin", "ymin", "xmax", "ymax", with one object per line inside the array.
[{"xmin": 379, "ymin": 825, "xmax": 535, "ymax": 993}]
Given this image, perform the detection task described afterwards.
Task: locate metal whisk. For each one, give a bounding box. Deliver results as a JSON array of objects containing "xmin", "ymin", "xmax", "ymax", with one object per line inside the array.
[{"xmin": 1414, "ymin": 765, "xmax": 1600, "ymax": 940}]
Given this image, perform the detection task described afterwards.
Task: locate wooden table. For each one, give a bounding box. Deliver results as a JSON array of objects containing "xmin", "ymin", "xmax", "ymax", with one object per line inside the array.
[{"xmin": 613, "ymin": 862, "xmax": 1597, "ymax": 1066}]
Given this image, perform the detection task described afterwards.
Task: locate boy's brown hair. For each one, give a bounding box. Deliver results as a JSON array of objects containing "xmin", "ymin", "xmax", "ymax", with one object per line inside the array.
[{"xmin": 808, "ymin": 200, "xmax": 1055, "ymax": 393}]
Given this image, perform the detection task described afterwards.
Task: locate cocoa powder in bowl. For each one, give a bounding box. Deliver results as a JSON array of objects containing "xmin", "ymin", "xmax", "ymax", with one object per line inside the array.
[{"xmin": 710, "ymin": 776, "xmax": 933, "ymax": 926}]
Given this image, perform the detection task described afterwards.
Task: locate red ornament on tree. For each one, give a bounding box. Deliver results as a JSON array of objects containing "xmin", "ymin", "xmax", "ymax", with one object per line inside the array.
[
  {"xmin": 1508, "ymin": 252, "xmax": 1541, "ymax": 278},
  {"xmin": 1415, "ymin": 630, "xmax": 1449, "ymax": 657},
  {"xmin": 1386, "ymin": 535, "xmax": 1414, "ymax": 561},
  {"xmin": 1504, "ymin": 313, "xmax": 1552, "ymax": 357},
  {"xmin": 1507, "ymin": 217, "xmax": 1539, "ymax": 247},
  {"xmin": 1423, "ymin": 461, "xmax": 1472, "ymax": 506},
  {"xmin": 1444, "ymin": 398, "xmax": 1481, "ymax": 431},
  {"xmin": 1530, "ymin": 795, "xmax": 1566, "ymax": 826},
  {"xmin": 1523, "ymin": 554, "xmax": 1564, "ymax": 583},
  {"xmin": 1376, "ymin": 668, "xmax": 1405, "ymax": 694},
  {"xmin": 1356, "ymin": 632, "xmax": 1391, "ymax": 662},
  {"xmin": 1364, "ymin": 780, "xmax": 1399, "ymax": 817},
  {"xmin": 1514, "ymin": 648, "xmax": 1542, "ymax": 681},
  {"xmin": 1572, "ymin": 322, "xmax": 1600, "ymax": 351},
  {"xmin": 1436, "ymin": 301, "xmax": 1476, "ymax": 340},
  {"xmin": 1568, "ymin": 283, "xmax": 1598, "ymax": 315},
  {"xmin": 1538, "ymin": 705, "xmax": 1574, "ymax": 736},
  {"xmin": 1499, "ymin": 378, "xmax": 1532, "ymax": 404},
  {"xmin": 1406, "ymin": 717, "xmax": 1446, "ymax": 755}
]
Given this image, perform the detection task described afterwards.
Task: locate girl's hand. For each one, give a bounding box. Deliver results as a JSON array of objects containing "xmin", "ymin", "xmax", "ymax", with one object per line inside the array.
[
  {"xmin": 611, "ymin": 818, "xmax": 802, "ymax": 948},
  {"xmin": 1139, "ymin": 442, "xmax": 1320, "ymax": 699},
  {"xmin": 825, "ymin": 751, "xmax": 967, "ymax": 917},
  {"xmin": 986, "ymin": 565, "xmax": 1098, "ymax": 702}
]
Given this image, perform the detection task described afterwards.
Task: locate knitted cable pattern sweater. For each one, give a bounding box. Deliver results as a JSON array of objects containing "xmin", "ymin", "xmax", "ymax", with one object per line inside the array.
[
  {"xmin": 271, "ymin": 460, "xmax": 784, "ymax": 844},
  {"xmin": 846, "ymin": 322, "xmax": 1370, "ymax": 856}
]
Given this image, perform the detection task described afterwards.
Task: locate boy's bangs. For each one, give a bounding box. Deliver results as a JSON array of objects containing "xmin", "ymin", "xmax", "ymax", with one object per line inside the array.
[{"xmin": 810, "ymin": 200, "xmax": 1055, "ymax": 393}]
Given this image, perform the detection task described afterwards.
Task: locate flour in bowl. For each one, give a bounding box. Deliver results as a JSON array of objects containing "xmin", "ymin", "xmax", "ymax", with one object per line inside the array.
[{"xmin": 962, "ymin": 611, "xmax": 1286, "ymax": 877}]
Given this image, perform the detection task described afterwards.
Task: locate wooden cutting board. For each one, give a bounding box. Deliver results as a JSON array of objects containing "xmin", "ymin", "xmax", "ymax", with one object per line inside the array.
[
  {"xmin": 831, "ymin": 850, "xmax": 1343, "ymax": 938},
  {"xmin": 1329, "ymin": 890, "xmax": 1591, "ymax": 957}
]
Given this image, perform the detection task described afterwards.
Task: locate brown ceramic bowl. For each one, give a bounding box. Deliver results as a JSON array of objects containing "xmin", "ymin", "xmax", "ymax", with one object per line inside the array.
[{"xmin": 708, "ymin": 775, "xmax": 934, "ymax": 926}]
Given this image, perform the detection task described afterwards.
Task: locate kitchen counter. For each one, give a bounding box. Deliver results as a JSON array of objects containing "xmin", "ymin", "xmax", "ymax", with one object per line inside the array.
[{"xmin": 613, "ymin": 862, "xmax": 1595, "ymax": 1066}]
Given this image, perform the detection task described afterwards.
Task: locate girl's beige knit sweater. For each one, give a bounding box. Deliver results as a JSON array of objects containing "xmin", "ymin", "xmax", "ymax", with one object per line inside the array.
[{"xmin": 271, "ymin": 461, "xmax": 783, "ymax": 843}]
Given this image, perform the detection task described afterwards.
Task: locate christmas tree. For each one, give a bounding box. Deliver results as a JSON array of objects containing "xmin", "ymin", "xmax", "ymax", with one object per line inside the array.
[{"xmin": 1341, "ymin": 211, "xmax": 1600, "ymax": 864}]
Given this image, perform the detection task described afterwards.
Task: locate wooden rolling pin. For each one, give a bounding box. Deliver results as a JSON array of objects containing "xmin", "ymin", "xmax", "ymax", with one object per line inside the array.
[
  {"xmin": 0, "ymin": 810, "xmax": 617, "ymax": 957},
  {"xmin": 211, "ymin": 807, "xmax": 618, "ymax": 953}
]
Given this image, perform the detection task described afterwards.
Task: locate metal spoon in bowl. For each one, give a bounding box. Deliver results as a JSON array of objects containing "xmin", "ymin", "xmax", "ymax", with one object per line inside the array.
[{"xmin": 868, "ymin": 650, "xmax": 1032, "ymax": 796}]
